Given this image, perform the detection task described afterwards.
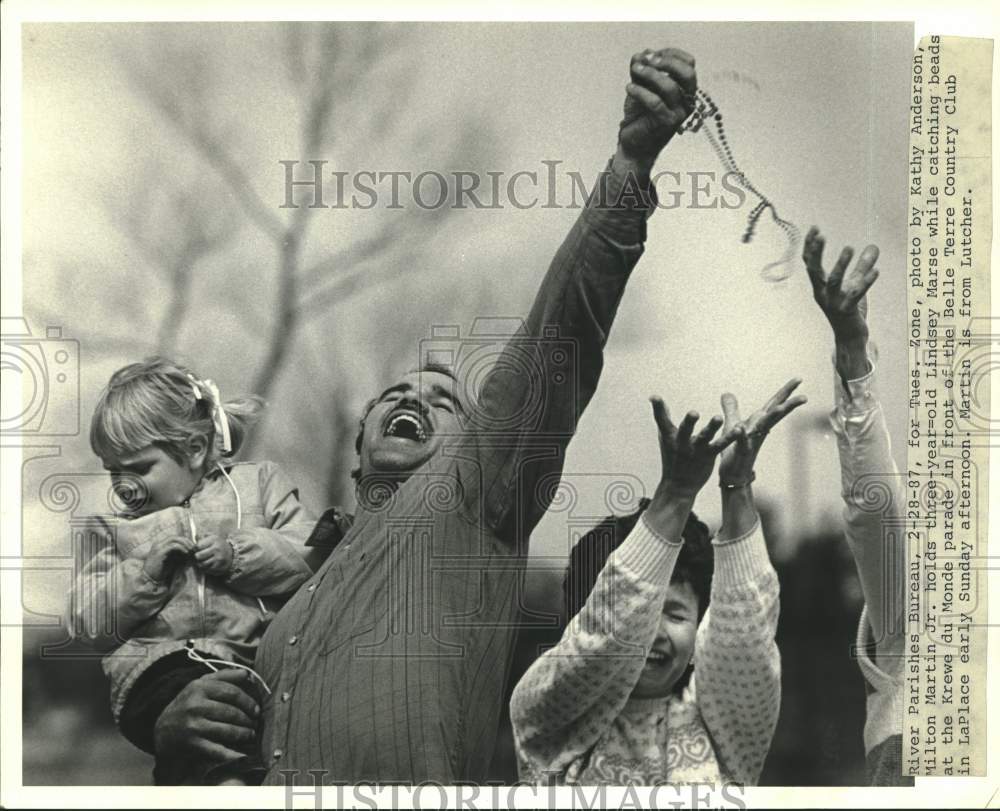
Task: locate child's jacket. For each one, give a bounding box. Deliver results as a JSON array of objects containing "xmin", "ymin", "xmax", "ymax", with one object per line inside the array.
[{"xmin": 66, "ymin": 461, "xmax": 316, "ymax": 720}]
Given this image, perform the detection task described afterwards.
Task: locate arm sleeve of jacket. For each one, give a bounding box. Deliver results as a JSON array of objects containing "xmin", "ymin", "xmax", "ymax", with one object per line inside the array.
[
  {"xmin": 65, "ymin": 521, "xmax": 171, "ymax": 652},
  {"xmin": 223, "ymin": 462, "xmax": 317, "ymax": 596},
  {"xmin": 829, "ymin": 357, "xmax": 906, "ymax": 657}
]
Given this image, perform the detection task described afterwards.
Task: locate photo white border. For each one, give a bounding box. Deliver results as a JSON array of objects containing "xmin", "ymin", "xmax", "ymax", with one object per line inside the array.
[{"xmin": 1, "ymin": 1, "xmax": 996, "ymax": 807}]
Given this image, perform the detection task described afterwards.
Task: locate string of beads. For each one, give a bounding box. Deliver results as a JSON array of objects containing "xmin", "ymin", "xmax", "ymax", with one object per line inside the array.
[{"xmin": 678, "ymin": 87, "xmax": 801, "ymax": 281}]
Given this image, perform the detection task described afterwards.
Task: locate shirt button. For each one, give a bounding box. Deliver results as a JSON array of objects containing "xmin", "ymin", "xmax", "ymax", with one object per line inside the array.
[
  {"xmin": 273, "ymin": 748, "xmax": 283, "ymax": 760},
  {"xmin": 289, "ymin": 635, "xmax": 299, "ymax": 646},
  {"xmin": 281, "ymin": 691, "xmax": 291, "ymax": 702},
  {"xmin": 307, "ymin": 584, "xmax": 316, "ymax": 592}
]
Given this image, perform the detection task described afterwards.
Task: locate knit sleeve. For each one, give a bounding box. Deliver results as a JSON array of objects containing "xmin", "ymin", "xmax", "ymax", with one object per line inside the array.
[
  {"xmin": 509, "ymin": 514, "xmax": 682, "ymax": 783},
  {"xmin": 693, "ymin": 519, "xmax": 780, "ymax": 786}
]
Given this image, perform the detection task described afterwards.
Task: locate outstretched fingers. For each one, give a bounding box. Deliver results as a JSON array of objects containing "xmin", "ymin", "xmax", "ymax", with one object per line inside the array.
[
  {"xmin": 694, "ymin": 415, "xmax": 724, "ymax": 446},
  {"xmin": 708, "ymin": 422, "xmax": 744, "ymax": 454},
  {"xmin": 828, "ymin": 246, "xmax": 854, "ymax": 291},
  {"xmin": 760, "ymin": 395, "xmax": 808, "ymax": 434},
  {"xmin": 802, "ymin": 226, "xmax": 826, "ymax": 292},
  {"xmin": 849, "ymin": 244, "xmax": 881, "ymax": 306},
  {"xmin": 764, "ymin": 377, "xmax": 803, "ymax": 411},
  {"xmin": 720, "ymin": 392, "xmax": 741, "ymax": 428},
  {"xmin": 650, "ymin": 396, "xmax": 676, "ymax": 440},
  {"xmin": 676, "ymin": 410, "xmax": 699, "ymax": 447},
  {"xmin": 761, "ymin": 381, "xmax": 808, "ymax": 432}
]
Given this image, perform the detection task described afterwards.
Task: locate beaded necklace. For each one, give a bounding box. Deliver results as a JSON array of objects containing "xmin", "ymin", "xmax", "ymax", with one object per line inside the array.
[{"xmin": 679, "ymin": 88, "xmax": 800, "ymax": 281}]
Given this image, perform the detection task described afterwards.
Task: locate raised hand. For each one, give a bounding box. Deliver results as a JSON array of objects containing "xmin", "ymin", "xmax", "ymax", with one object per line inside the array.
[
  {"xmin": 803, "ymin": 226, "xmax": 880, "ymax": 381},
  {"xmin": 717, "ymin": 380, "xmax": 808, "ymax": 487},
  {"xmin": 617, "ymin": 48, "xmax": 697, "ymax": 170},
  {"xmin": 802, "ymin": 226, "xmax": 880, "ymax": 341},
  {"xmin": 650, "ymin": 398, "xmax": 738, "ymax": 501}
]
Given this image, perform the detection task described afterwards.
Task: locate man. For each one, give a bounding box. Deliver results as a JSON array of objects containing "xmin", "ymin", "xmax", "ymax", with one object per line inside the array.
[
  {"xmin": 802, "ymin": 227, "xmax": 911, "ymax": 785},
  {"xmin": 152, "ymin": 46, "xmax": 698, "ymax": 784}
]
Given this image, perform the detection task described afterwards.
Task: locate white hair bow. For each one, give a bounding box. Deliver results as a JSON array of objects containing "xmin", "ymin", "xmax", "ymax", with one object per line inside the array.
[{"xmin": 188, "ymin": 374, "xmax": 232, "ymax": 454}]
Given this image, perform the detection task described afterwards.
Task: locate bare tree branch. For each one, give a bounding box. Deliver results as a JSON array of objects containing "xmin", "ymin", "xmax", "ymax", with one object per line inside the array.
[
  {"xmin": 296, "ymin": 243, "xmax": 428, "ymax": 321},
  {"xmin": 100, "ymin": 160, "xmax": 239, "ymax": 356},
  {"xmin": 298, "ymin": 216, "xmax": 406, "ymax": 292},
  {"xmin": 123, "ymin": 52, "xmax": 286, "ymax": 242},
  {"xmin": 115, "ymin": 23, "xmax": 501, "ymax": 483}
]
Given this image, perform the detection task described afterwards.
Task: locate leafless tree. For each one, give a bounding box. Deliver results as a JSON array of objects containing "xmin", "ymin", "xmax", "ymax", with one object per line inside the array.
[{"xmin": 110, "ymin": 22, "xmax": 499, "ymax": 490}]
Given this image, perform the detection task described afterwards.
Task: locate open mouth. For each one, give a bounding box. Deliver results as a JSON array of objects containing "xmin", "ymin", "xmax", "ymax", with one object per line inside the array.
[
  {"xmin": 382, "ymin": 409, "xmax": 429, "ymax": 443},
  {"xmin": 646, "ymin": 650, "xmax": 671, "ymax": 666}
]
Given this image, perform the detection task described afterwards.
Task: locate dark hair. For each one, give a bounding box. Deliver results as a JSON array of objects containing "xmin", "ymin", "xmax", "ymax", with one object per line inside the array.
[
  {"xmin": 563, "ymin": 497, "xmax": 714, "ymax": 624},
  {"xmin": 350, "ymin": 361, "xmax": 463, "ymax": 481}
]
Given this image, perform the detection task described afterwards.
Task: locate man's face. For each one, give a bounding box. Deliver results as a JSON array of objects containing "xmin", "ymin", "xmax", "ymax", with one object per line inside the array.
[
  {"xmin": 358, "ymin": 370, "xmax": 465, "ymax": 481},
  {"xmin": 102, "ymin": 444, "xmax": 205, "ymax": 517},
  {"xmin": 629, "ymin": 579, "xmax": 700, "ymax": 699}
]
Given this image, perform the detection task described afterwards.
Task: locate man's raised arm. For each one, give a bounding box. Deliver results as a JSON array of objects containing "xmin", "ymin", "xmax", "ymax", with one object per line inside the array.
[{"xmin": 465, "ymin": 48, "xmax": 697, "ymax": 545}]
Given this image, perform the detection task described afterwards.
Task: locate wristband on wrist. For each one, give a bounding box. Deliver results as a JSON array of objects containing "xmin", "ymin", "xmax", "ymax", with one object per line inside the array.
[{"xmin": 719, "ymin": 470, "xmax": 755, "ymax": 490}]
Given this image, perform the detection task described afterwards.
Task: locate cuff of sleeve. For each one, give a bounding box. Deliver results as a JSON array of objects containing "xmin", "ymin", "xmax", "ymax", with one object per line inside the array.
[
  {"xmin": 612, "ymin": 512, "xmax": 683, "ymax": 588},
  {"xmin": 856, "ymin": 607, "xmax": 905, "ymax": 752},
  {"xmin": 224, "ymin": 533, "xmax": 245, "ymax": 581},
  {"xmin": 712, "ymin": 518, "xmax": 772, "ymax": 587},
  {"xmin": 832, "ymin": 342, "xmax": 879, "ymax": 416},
  {"xmin": 582, "ymin": 158, "xmax": 658, "ymax": 245}
]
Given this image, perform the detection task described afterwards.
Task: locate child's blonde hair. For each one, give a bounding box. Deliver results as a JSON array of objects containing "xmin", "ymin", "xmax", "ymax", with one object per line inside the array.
[{"xmin": 90, "ymin": 357, "xmax": 263, "ymax": 468}]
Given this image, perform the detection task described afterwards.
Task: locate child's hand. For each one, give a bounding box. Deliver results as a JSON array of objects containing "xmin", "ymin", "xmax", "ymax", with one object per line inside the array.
[
  {"xmin": 717, "ymin": 380, "xmax": 807, "ymax": 486},
  {"xmin": 143, "ymin": 536, "xmax": 194, "ymax": 584},
  {"xmin": 194, "ymin": 534, "xmax": 234, "ymax": 577}
]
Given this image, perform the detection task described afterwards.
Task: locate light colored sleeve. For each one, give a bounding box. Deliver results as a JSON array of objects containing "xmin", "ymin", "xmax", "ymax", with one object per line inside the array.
[
  {"xmin": 509, "ymin": 514, "xmax": 682, "ymax": 782},
  {"xmin": 829, "ymin": 358, "xmax": 907, "ymax": 754},
  {"xmin": 65, "ymin": 531, "xmax": 171, "ymax": 652},
  {"xmin": 829, "ymin": 359, "xmax": 906, "ymax": 657},
  {"xmin": 223, "ymin": 462, "xmax": 317, "ymax": 596},
  {"xmin": 693, "ymin": 519, "xmax": 781, "ymax": 787}
]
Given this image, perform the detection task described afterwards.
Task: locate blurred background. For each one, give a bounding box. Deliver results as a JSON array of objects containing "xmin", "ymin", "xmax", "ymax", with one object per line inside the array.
[{"xmin": 16, "ymin": 21, "xmax": 912, "ymax": 785}]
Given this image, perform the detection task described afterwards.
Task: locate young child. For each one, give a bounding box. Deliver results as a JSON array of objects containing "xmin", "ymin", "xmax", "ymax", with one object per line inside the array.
[
  {"xmin": 66, "ymin": 357, "xmax": 318, "ymax": 785},
  {"xmin": 511, "ymin": 381, "xmax": 805, "ymax": 786}
]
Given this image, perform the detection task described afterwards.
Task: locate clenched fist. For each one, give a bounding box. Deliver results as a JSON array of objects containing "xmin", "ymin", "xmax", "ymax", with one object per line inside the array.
[{"xmin": 617, "ymin": 48, "xmax": 697, "ymax": 171}]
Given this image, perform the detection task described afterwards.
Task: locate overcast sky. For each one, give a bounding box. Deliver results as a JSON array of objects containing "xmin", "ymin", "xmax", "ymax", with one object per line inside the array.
[{"xmin": 18, "ymin": 22, "xmax": 913, "ymax": 616}]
